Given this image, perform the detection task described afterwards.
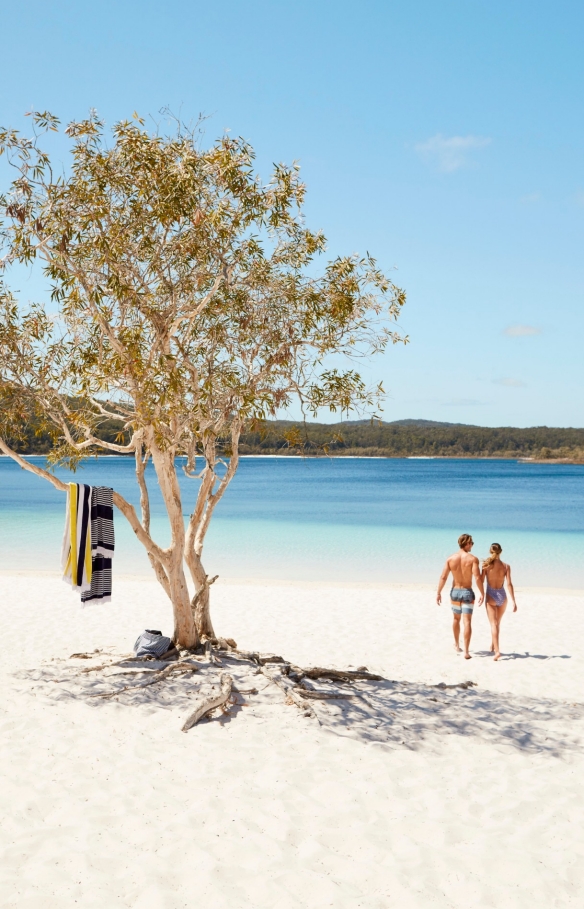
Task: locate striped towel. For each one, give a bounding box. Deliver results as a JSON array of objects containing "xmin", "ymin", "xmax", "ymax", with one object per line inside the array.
[
  {"xmin": 61, "ymin": 483, "xmax": 93, "ymax": 594},
  {"xmin": 81, "ymin": 486, "xmax": 115, "ymax": 605}
]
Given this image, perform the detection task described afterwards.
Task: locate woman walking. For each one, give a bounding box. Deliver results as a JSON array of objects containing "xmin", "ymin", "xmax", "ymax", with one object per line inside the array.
[{"xmin": 481, "ymin": 543, "xmax": 517, "ymax": 660}]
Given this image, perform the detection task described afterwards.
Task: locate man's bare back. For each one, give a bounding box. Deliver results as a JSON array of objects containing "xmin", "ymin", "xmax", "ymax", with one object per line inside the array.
[
  {"xmin": 436, "ymin": 534, "xmax": 484, "ymax": 659},
  {"xmin": 446, "ymin": 549, "xmax": 480, "ymax": 589}
]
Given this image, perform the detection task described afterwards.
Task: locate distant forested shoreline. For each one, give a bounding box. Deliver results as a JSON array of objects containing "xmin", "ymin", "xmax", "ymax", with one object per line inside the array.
[{"xmin": 6, "ymin": 418, "xmax": 584, "ymax": 461}]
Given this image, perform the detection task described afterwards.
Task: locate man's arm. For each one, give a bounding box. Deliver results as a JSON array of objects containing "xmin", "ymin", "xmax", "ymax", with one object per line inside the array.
[
  {"xmin": 473, "ymin": 557, "xmax": 484, "ymax": 606},
  {"xmin": 437, "ymin": 560, "xmax": 450, "ymax": 605}
]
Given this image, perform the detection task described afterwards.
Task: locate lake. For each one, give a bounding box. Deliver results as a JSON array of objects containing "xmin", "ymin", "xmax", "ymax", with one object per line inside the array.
[{"xmin": 1, "ymin": 455, "xmax": 583, "ymax": 588}]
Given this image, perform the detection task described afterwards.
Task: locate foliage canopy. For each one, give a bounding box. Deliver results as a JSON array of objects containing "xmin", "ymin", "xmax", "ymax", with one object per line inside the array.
[{"xmin": 0, "ymin": 111, "xmax": 406, "ymax": 646}]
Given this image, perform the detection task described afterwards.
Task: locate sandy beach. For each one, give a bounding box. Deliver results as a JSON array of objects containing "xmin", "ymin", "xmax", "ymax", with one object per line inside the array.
[{"xmin": 1, "ymin": 572, "xmax": 583, "ymax": 908}]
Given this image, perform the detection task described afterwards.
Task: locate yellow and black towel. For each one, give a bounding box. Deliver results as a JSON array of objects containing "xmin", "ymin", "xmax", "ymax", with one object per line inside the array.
[{"xmin": 61, "ymin": 483, "xmax": 93, "ymax": 594}]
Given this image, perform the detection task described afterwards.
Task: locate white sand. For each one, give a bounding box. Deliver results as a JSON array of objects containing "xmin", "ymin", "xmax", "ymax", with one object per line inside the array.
[{"xmin": 1, "ymin": 573, "xmax": 583, "ymax": 908}]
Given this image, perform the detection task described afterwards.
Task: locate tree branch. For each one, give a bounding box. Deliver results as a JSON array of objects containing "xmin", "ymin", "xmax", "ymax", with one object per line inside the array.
[
  {"xmin": 0, "ymin": 435, "xmax": 168, "ymax": 565},
  {"xmin": 0, "ymin": 437, "xmax": 68, "ymax": 491},
  {"xmin": 168, "ymin": 273, "xmax": 223, "ymax": 337},
  {"xmin": 193, "ymin": 421, "xmax": 242, "ymax": 554}
]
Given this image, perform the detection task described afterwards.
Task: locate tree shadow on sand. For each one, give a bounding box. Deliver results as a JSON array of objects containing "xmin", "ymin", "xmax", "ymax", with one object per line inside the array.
[
  {"xmin": 17, "ymin": 653, "xmax": 584, "ymax": 758},
  {"xmin": 310, "ymin": 678, "xmax": 583, "ymax": 757}
]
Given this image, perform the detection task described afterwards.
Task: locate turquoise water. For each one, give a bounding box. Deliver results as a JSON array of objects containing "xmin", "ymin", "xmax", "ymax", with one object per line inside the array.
[{"xmin": 1, "ymin": 455, "xmax": 583, "ymax": 588}]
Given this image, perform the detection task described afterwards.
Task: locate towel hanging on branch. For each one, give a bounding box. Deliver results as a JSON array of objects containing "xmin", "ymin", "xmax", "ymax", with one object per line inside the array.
[{"xmin": 61, "ymin": 484, "xmax": 115, "ymax": 604}]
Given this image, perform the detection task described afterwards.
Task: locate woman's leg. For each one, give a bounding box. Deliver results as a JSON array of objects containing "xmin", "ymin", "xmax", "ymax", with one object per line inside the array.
[
  {"xmin": 493, "ymin": 600, "xmax": 507, "ymax": 660},
  {"xmin": 486, "ymin": 600, "xmax": 499, "ymax": 655}
]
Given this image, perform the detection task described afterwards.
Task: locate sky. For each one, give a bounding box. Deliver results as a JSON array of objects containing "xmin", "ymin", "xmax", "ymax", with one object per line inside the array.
[{"xmin": 2, "ymin": 0, "xmax": 583, "ymax": 427}]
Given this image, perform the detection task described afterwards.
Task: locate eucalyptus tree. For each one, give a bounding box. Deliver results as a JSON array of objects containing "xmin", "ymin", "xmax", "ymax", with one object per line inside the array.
[{"xmin": 0, "ymin": 111, "xmax": 406, "ymax": 648}]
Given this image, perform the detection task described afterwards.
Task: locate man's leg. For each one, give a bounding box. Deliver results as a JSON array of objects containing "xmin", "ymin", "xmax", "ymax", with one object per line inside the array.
[
  {"xmin": 451, "ymin": 606, "xmax": 462, "ymax": 652},
  {"xmin": 462, "ymin": 612, "xmax": 472, "ymax": 659}
]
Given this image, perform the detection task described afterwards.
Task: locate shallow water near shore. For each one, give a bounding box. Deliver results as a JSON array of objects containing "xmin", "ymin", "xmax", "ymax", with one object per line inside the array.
[{"xmin": 1, "ymin": 455, "xmax": 583, "ymax": 588}]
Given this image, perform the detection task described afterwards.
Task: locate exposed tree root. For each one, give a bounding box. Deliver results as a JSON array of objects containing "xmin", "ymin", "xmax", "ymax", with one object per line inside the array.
[
  {"xmin": 260, "ymin": 663, "xmax": 318, "ymax": 720},
  {"xmin": 433, "ymin": 681, "xmax": 476, "ymax": 690},
  {"xmin": 50, "ymin": 644, "xmax": 426, "ymax": 733},
  {"xmin": 181, "ymin": 672, "xmax": 233, "ymax": 731},
  {"xmin": 300, "ymin": 667, "xmax": 384, "ymax": 682},
  {"xmin": 296, "ymin": 690, "xmax": 355, "ymax": 700},
  {"xmin": 91, "ymin": 662, "xmax": 200, "ymax": 699}
]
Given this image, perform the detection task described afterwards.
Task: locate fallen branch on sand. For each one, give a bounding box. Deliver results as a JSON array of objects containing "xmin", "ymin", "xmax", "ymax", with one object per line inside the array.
[{"xmin": 181, "ymin": 672, "xmax": 233, "ymax": 731}]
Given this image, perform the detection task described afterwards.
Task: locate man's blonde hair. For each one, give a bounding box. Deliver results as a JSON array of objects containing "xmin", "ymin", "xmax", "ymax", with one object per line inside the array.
[{"xmin": 458, "ymin": 533, "xmax": 473, "ymax": 549}]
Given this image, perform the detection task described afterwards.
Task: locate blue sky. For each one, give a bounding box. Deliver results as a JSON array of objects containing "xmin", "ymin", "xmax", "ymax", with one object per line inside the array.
[{"xmin": 2, "ymin": 0, "xmax": 583, "ymax": 427}]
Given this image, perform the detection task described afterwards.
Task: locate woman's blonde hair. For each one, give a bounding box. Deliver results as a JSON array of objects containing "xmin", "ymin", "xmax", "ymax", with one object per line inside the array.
[{"xmin": 482, "ymin": 542, "xmax": 503, "ymax": 570}]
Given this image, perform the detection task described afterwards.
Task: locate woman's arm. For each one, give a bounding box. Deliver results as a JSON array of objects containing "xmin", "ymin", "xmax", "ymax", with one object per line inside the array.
[{"xmin": 506, "ymin": 563, "xmax": 517, "ymax": 611}]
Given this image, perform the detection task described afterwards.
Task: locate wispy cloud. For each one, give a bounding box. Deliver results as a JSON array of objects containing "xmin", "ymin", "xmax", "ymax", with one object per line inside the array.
[
  {"xmin": 493, "ymin": 377, "xmax": 526, "ymax": 387},
  {"xmin": 442, "ymin": 398, "xmax": 485, "ymax": 407},
  {"xmin": 520, "ymin": 192, "xmax": 541, "ymax": 204},
  {"xmin": 503, "ymin": 325, "xmax": 541, "ymax": 337},
  {"xmin": 415, "ymin": 134, "xmax": 491, "ymax": 173}
]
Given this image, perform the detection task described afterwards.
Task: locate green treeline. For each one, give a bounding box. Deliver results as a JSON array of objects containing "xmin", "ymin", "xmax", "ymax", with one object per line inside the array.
[
  {"xmin": 7, "ymin": 418, "xmax": 584, "ymax": 460},
  {"xmin": 238, "ymin": 419, "xmax": 584, "ymax": 460}
]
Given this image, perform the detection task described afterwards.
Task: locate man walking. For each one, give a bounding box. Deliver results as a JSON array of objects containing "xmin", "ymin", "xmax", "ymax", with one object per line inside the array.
[{"xmin": 437, "ymin": 533, "xmax": 484, "ymax": 659}]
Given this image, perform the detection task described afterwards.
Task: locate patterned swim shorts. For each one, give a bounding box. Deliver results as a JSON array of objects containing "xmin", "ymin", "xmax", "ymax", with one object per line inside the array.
[{"xmin": 450, "ymin": 587, "xmax": 475, "ymax": 615}]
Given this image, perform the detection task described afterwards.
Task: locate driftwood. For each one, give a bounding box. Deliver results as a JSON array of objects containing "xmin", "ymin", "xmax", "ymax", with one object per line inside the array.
[
  {"xmin": 296, "ymin": 689, "xmax": 355, "ymax": 700},
  {"xmin": 301, "ymin": 667, "xmax": 384, "ymax": 682},
  {"xmin": 91, "ymin": 662, "xmax": 199, "ymax": 700},
  {"xmin": 221, "ymin": 650, "xmax": 288, "ymax": 666},
  {"xmin": 433, "ymin": 681, "xmax": 476, "ymax": 690},
  {"xmin": 260, "ymin": 663, "xmax": 317, "ymax": 720},
  {"xmin": 182, "ymin": 672, "xmax": 233, "ymax": 732}
]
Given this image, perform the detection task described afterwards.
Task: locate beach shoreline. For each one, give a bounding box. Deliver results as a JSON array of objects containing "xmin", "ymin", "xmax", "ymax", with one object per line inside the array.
[{"xmin": 3, "ymin": 568, "xmax": 583, "ymax": 598}]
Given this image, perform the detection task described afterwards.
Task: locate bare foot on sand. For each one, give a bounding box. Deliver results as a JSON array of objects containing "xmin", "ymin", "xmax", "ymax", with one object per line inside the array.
[
  {"xmin": 494, "ymin": 652, "xmax": 501, "ymax": 661},
  {"xmin": 454, "ymin": 645, "xmax": 463, "ymax": 653},
  {"xmin": 464, "ymin": 653, "xmax": 472, "ymax": 660}
]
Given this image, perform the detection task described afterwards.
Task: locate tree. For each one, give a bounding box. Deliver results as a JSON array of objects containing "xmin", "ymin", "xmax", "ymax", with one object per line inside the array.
[{"xmin": 0, "ymin": 111, "xmax": 406, "ymax": 648}]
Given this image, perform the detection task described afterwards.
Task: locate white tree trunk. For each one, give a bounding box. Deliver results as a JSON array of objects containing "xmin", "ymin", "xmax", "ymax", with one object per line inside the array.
[{"xmin": 149, "ymin": 442, "xmax": 199, "ymax": 650}]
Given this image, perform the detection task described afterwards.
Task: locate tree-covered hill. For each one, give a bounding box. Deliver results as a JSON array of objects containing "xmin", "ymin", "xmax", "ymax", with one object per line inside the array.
[
  {"xmin": 238, "ymin": 420, "xmax": 584, "ymax": 459},
  {"xmin": 5, "ymin": 418, "xmax": 584, "ymax": 460}
]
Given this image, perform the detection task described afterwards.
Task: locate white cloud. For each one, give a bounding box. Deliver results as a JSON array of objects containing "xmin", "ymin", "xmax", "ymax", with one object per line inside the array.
[
  {"xmin": 493, "ymin": 377, "xmax": 526, "ymax": 387},
  {"xmin": 503, "ymin": 325, "xmax": 541, "ymax": 337},
  {"xmin": 415, "ymin": 134, "xmax": 491, "ymax": 173}
]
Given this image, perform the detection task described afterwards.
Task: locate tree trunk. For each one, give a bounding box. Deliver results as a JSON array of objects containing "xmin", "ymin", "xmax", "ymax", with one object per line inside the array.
[
  {"xmin": 188, "ymin": 550, "xmax": 216, "ymax": 640},
  {"xmin": 169, "ymin": 564, "xmax": 198, "ymax": 649},
  {"xmin": 150, "ymin": 442, "xmax": 200, "ymax": 650},
  {"xmin": 195, "ymin": 584, "xmax": 214, "ymax": 639}
]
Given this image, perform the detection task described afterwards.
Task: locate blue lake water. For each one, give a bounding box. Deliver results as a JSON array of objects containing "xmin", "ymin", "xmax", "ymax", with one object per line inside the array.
[{"xmin": 1, "ymin": 455, "xmax": 583, "ymax": 588}]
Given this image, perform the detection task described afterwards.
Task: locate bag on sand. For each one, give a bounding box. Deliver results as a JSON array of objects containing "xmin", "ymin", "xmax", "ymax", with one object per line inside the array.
[{"xmin": 133, "ymin": 630, "xmax": 172, "ymax": 658}]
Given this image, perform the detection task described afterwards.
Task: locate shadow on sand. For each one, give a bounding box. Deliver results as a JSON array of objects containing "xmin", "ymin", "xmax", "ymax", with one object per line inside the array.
[
  {"xmin": 17, "ymin": 653, "xmax": 584, "ymax": 758},
  {"xmin": 474, "ymin": 650, "xmax": 571, "ymax": 661}
]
